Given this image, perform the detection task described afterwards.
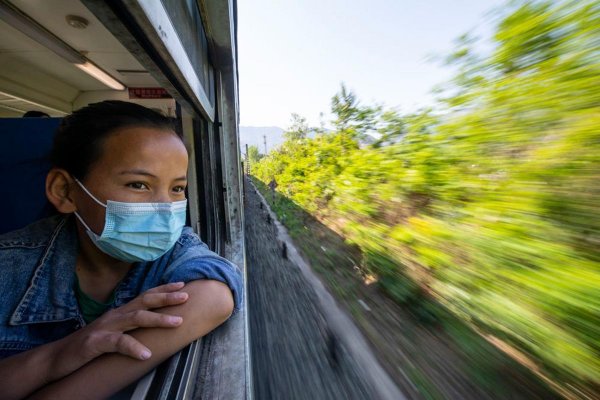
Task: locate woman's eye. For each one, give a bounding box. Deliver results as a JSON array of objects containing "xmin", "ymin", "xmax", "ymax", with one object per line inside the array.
[
  {"xmin": 173, "ymin": 185, "xmax": 186, "ymax": 193},
  {"xmin": 127, "ymin": 182, "xmax": 149, "ymax": 190}
]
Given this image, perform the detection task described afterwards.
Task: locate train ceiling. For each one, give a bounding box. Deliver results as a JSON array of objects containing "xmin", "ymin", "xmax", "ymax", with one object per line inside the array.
[{"xmin": 0, "ymin": 0, "xmax": 161, "ymax": 116}]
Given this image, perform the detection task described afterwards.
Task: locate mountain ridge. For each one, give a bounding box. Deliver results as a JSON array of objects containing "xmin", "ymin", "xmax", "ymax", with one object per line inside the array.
[{"xmin": 239, "ymin": 126, "xmax": 285, "ymax": 154}]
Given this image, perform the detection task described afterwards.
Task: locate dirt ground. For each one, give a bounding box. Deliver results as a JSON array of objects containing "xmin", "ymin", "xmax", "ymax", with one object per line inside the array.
[{"xmin": 245, "ymin": 180, "xmax": 378, "ymax": 399}]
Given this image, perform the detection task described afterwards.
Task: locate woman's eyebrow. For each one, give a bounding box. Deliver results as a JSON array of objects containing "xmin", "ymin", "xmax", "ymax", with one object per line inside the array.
[
  {"xmin": 119, "ymin": 169, "xmax": 157, "ymax": 178},
  {"xmin": 120, "ymin": 170, "xmax": 187, "ymax": 181}
]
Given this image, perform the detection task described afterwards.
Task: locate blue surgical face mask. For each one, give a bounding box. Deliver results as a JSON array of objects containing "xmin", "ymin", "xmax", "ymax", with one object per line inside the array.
[{"xmin": 73, "ymin": 179, "xmax": 187, "ymax": 263}]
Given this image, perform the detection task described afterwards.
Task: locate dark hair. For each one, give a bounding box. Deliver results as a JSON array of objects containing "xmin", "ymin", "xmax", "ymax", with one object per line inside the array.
[
  {"xmin": 23, "ymin": 110, "xmax": 50, "ymax": 118},
  {"xmin": 50, "ymin": 100, "xmax": 180, "ymax": 179}
]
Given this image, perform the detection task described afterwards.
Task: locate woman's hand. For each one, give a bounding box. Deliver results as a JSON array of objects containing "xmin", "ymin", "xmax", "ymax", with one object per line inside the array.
[
  {"xmin": 0, "ymin": 282, "xmax": 190, "ymax": 400},
  {"xmin": 56, "ymin": 282, "xmax": 189, "ymax": 378},
  {"xmin": 30, "ymin": 280, "xmax": 234, "ymax": 400}
]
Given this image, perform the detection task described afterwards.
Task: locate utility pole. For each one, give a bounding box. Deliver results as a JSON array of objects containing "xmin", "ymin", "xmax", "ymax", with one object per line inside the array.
[{"xmin": 263, "ymin": 134, "xmax": 267, "ymax": 155}]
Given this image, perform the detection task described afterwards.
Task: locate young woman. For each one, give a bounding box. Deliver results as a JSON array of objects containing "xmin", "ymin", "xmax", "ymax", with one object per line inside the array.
[{"xmin": 0, "ymin": 101, "xmax": 242, "ymax": 399}]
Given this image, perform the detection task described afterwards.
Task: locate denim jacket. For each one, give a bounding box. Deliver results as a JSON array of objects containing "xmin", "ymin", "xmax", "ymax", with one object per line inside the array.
[{"xmin": 0, "ymin": 215, "xmax": 243, "ymax": 359}]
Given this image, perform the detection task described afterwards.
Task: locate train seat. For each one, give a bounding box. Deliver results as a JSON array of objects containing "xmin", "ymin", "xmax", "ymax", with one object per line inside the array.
[{"xmin": 0, "ymin": 117, "xmax": 61, "ymax": 235}]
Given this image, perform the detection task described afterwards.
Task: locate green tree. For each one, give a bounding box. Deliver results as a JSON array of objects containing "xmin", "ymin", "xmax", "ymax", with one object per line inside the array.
[
  {"xmin": 284, "ymin": 113, "xmax": 309, "ymax": 141},
  {"xmin": 331, "ymin": 83, "xmax": 379, "ymax": 140},
  {"xmin": 373, "ymin": 109, "xmax": 406, "ymax": 147},
  {"xmin": 247, "ymin": 145, "xmax": 263, "ymax": 169}
]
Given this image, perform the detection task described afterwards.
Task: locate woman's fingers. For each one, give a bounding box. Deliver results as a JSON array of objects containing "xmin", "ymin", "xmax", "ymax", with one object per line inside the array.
[
  {"xmin": 141, "ymin": 291, "xmax": 188, "ymax": 309},
  {"xmin": 81, "ymin": 308, "xmax": 183, "ymax": 361},
  {"xmin": 145, "ymin": 281, "xmax": 185, "ymax": 294},
  {"xmin": 119, "ymin": 282, "xmax": 187, "ymax": 313},
  {"xmin": 104, "ymin": 333, "xmax": 153, "ymax": 361},
  {"xmin": 119, "ymin": 309, "xmax": 183, "ymax": 332},
  {"xmin": 79, "ymin": 284, "xmax": 189, "ymax": 362}
]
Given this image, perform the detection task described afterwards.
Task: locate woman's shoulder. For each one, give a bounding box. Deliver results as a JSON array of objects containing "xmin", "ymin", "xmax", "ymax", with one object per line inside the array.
[
  {"xmin": 174, "ymin": 227, "xmax": 210, "ymax": 251},
  {"xmin": 0, "ymin": 215, "xmax": 67, "ymax": 249},
  {"xmin": 162, "ymin": 227, "xmax": 243, "ymax": 312},
  {"xmin": 169, "ymin": 226, "xmax": 237, "ymax": 271}
]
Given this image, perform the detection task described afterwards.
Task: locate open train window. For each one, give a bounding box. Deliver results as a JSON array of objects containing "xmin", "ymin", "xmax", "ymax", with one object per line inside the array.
[{"xmin": 0, "ymin": 0, "xmax": 249, "ymax": 398}]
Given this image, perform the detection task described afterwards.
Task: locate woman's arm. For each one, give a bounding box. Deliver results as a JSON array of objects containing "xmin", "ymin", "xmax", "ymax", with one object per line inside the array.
[
  {"xmin": 29, "ymin": 279, "xmax": 234, "ymax": 400},
  {"xmin": 0, "ymin": 330, "xmax": 80, "ymax": 400},
  {"xmin": 0, "ymin": 282, "xmax": 189, "ymax": 400}
]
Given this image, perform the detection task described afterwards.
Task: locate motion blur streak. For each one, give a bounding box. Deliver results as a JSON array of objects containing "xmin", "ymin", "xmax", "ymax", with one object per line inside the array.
[{"xmin": 250, "ymin": 1, "xmax": 600, "ymax": 398}]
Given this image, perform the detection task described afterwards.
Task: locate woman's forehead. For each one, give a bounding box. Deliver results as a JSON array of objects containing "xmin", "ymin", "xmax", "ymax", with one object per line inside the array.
[{"xmin": 92, "ymin": 127, "xmax": 188, "ymax": 174}]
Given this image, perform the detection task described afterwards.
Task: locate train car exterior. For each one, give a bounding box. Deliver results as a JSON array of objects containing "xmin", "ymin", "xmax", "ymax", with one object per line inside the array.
[{"xmin": 0, "ymin": 0, "xmax": 250, "ymax": 398}]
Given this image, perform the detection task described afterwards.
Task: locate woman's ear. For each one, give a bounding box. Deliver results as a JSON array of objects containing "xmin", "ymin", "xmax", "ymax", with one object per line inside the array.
[{"xmin": 46, "ymin": 168, "xmax": 77, "ymax": 213}]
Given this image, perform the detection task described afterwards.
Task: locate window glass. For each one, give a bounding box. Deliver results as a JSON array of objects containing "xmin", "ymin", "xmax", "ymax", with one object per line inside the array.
[{"xmin": 161, "ymin": 0, "xmax": 214, "ymax": 106}]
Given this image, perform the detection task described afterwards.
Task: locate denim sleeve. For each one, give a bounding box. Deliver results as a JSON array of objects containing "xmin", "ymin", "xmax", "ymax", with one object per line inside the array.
[{"xmin": 162, "ymin": 228, "xmax": 243, "ymax": 313}]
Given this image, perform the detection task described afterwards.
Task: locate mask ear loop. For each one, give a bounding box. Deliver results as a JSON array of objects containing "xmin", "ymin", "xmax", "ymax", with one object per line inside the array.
[
  {"xmin": 73, "ymin": 211, "xmax": 95, "ymax": 233},
  {"xmin": 73, "ymin": 178, "xmax": 107, "ymax": 208},
  {"xmin": 72, "ymin": 178, "xmax": 106, "ymax": 234}
]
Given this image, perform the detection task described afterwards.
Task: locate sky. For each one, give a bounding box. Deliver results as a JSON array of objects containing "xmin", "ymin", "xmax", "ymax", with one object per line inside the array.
[{"xmin": 238, "ymin": 0, "xmax": 505, "ymax": 129}]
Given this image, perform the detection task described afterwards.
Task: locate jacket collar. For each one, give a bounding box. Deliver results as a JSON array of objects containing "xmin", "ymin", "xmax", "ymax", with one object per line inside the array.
[{"xmin": 10, "ymin": 216, "xmax": 83, "ymax": 325}]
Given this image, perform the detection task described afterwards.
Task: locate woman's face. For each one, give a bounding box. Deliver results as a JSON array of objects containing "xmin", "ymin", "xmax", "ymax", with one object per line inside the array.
[{"xmin": 73, "ymin": 126, "xmax": 188, "ymax": 235}]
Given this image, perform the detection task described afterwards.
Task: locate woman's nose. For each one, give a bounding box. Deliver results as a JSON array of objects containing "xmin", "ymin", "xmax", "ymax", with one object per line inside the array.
[{"xmin": 154, "ymin": 190, "xmax": 173, "ymax": 203}]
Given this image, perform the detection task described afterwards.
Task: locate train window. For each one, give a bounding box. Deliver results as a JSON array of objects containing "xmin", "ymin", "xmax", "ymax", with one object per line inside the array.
[
  {"xmin": 212, "ymin": 113, "xmax": 229, "ymax": 250},
  {"xmin": 193, "ymin": 116, "xmax": 215, "ymax": 249},
  {"xmin": 159, "ymin": 0, "xmax": 214, "ymax": 106},
  {"xmin": 0, "ymin": 0, "xmax": 248, "ymax": 398},
  {"xmin": 190, "ymin": 115, "xmax": 227, "ymax": 254}
]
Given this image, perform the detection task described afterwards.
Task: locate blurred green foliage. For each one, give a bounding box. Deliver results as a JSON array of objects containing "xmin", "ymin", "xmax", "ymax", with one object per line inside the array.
[
  {"xmin": 252, "ymin": 0, "xmax": 599, "ymax": 395},
  {"xmin": 247, "ymin": 145, "xmax": 263, "ymax": 165}
]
